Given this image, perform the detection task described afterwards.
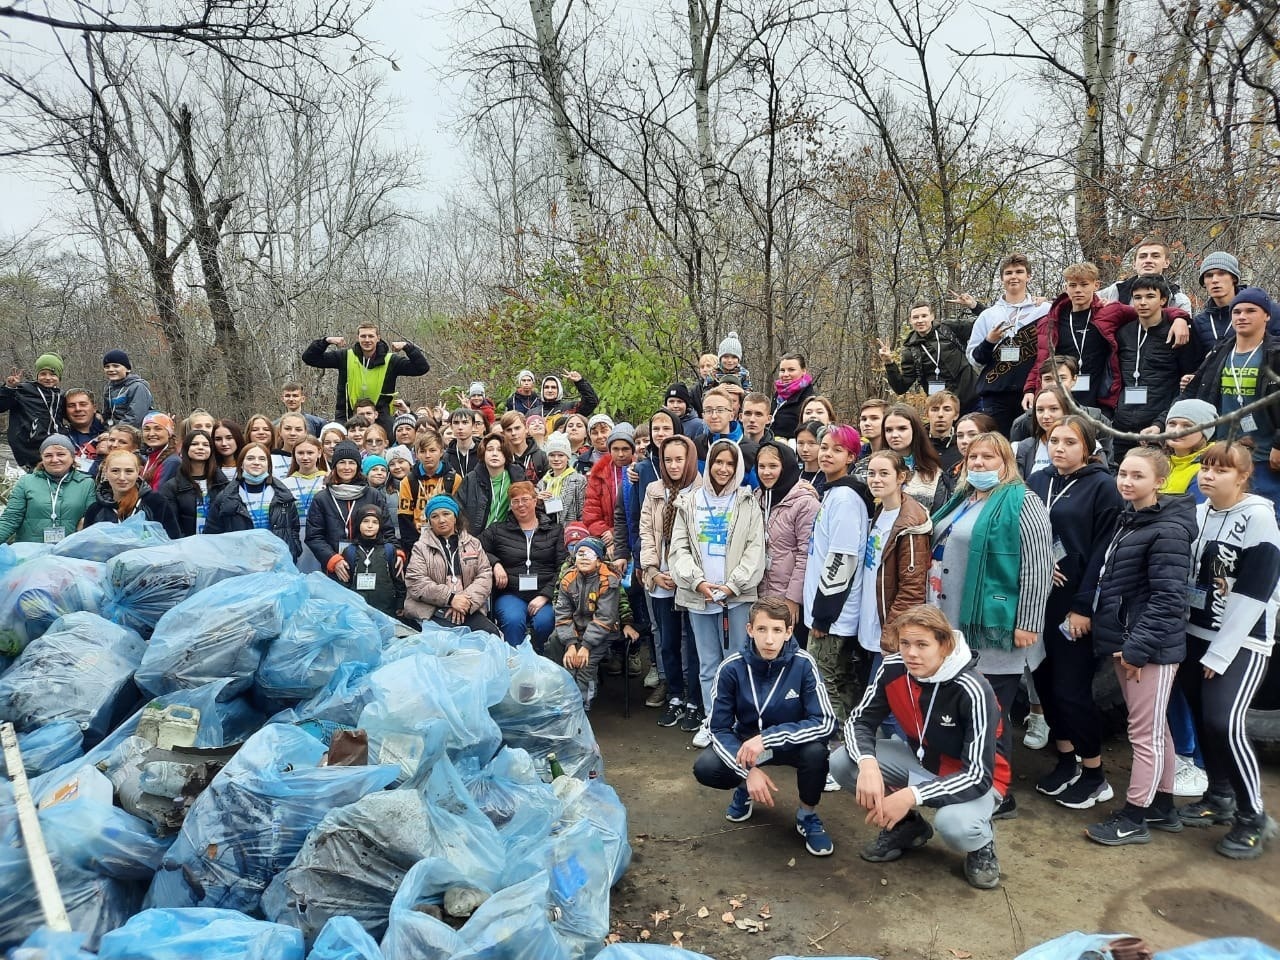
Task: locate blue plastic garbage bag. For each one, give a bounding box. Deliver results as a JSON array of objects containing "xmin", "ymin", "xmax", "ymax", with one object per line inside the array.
[
  {"xmin": 256, "ymin": 578, "xmax": 385, "ymax": 703},
  {"xmin": 145, "ymin": 724, "xmax": 398, "ymax": 914},
  {"xmin": 97, "ymin": 908, "xmax": 304, "ymax": 960},
  {"xmin": 380, "ymin": 622, "xmax": 492, "ymax": 663},
  {"xmin": 307, "ymin": 917, "xmax": 383, "ymax": 960},
  {"xmin": 303, "ymin": 573, "xmax": 397, "ymax": 645},
  {"xmin": 0, "ymin": 797, "xmax": 169, "ymax": 950},
  {"xmin": 382, "ymin": 869, "xmax": 567, "ymax": 960},
  {"xmin": 0, "ymin": 556, "xmax": 105, "ymax": 657},
  {"xmin": 1156, "ymin": 941, "xmax": 1280, "ymax": 960},
  {"xmin": 51, "ymin": 513, "xmax": 169, "ymax": 563},
  {"xmin": 555, "ymin": 777, "xmax": 631, "ymax": 886},
  {"xmin": 0, "ymin": 613, "xmax": 145, "ymax": 743},
  {"xmin": 459, "ymin": 748, "xmax": 562, "ymax": 869},
  {"xmin": 7, "ymin": 543, "xmax": 52, "ymax": 563},
  {"xmin": 359, "ymin": 646, "xmax": 506, "ymax": 773},
  {"xmin": 490, "ymin": 641, "xmax": 605, "ymax": 782},
  {"xmin": 0, "ymin": 720, "xmax": 82, "ymax": 777},
  {"xmin": 135, "ymin": 573, "xmax": 308, "ymax": 697},
  {"xmin": 1014, "ymin": 934, "xmax": 1132, "ymax": 960},
  {"xmin": 269, "ymin": 662, "xmax": 376, "ymax": 745},
  {"xmin": 543, "ymin": 818, "xmax": 610, "ymax": 959},
  {"xmin": 264, "ymin": 785, "xmax": 442, "ymax": 942},
  {"xmin": 596, "ymin": 948, "xmax": 716, "ymax": 960},
  {"xmin": 103, "ymin": 531, "xmax": 295, "ymax": 633},
  {"xmin": 7, "ymin": 928, "xmax": 96, "ymax": 959}
]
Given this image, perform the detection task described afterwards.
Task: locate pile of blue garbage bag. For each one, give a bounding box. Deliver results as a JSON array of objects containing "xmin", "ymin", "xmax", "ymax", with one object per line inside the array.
[{"xmin": 0, "ymin": 520, "xmax": 623, "ymax": 959}]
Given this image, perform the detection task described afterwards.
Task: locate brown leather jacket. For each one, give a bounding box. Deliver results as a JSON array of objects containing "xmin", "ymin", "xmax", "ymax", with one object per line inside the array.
[{"xmin": 875, "ymin": 494, "xmax": 934, "ymax": 643}]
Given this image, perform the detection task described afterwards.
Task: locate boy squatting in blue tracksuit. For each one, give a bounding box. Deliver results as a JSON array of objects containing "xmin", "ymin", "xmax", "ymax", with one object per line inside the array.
[{"xmin": 693, "ymin": 597, "xmax": 838, "ymax": 856}]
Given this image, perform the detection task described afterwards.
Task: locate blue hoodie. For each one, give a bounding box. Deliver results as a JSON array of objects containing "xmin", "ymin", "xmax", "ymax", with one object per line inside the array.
[{"xmin": 708, "ymin": 637, "xmax": 836, "ymax": 779}]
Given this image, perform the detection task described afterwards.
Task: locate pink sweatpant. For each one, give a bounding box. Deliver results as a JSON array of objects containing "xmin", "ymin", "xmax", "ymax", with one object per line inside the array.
[{"xmin": 1116, "ymin": 660, "xmax": 1178, "ymax": 807}]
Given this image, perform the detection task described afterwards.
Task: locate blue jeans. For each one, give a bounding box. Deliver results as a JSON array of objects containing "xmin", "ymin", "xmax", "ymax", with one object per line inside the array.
[
  {"xmin": 493, "ymin": 592, "xmax": 555, "ymax": 649},
  {"xmin": 652, "ymin": 595, "xmax": 700, "ymax": 709},
  {"xmin": 688, "ymin": 604, "xmax": 751, "ymax": 712},
  {"xmin": 1167, "ymin": 685, "xmax": 1202, "ymax": 764}
]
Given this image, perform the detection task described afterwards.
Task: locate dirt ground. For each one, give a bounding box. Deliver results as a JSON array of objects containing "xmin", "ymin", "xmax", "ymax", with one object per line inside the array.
[{"xmin": 592, "ymin": 680, "xmax": 1280, "ymax": 960}]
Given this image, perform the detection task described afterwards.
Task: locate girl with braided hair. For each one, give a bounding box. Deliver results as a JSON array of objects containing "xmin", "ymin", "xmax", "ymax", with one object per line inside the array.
[{"xmin": 640, "ymin": 435, "xmax": 704, "ymax": 732}]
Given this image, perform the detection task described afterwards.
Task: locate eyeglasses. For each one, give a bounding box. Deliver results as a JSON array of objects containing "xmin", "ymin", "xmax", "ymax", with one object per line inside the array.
[
  {"xmin": 704, "ymin": 406, "xmax": 732, "ymax": 415},
  {"xmin": 511, "ymin": 496, "xmax": 536, "ymax": 505}
]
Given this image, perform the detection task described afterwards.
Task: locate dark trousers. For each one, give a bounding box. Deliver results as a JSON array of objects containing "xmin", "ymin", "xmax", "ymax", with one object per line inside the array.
[
  {"xmin": 1178, "ymin": 637, "xmax": 1268, "ymax": 816},
  {"xmin": 1033, "ymin": 607, "xmax": 1102, "ymax": 758},
  {"xmin": 984, "ymin": 672, "xmax": 1020, "ymax": 764},
  {"xmin": 978, "ymin": 390, "xmax": 1023, "ymax": 437},
  {"xmin": 693, "ymin": 739, "xmax": 830, "ymax": 808},
  {"xmin": 428, "ymin": 610, "xmax": 501, "ymax": 636},
  {"xmin": 652, "ymin": 595, "xmax": 700, "ymax": 708}
]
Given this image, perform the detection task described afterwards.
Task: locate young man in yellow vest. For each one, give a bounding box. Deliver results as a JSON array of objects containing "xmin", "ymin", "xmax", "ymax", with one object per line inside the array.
[{"xmin": 301, "ymin": 322, "xmax": 430, "ymax": 432}]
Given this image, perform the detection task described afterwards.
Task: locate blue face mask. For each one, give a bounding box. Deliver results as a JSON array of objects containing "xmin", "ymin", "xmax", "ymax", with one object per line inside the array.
[
  {"xmin": 967, "ymin": 469, "xmax": 1002, "ymax": 491},
  {"xmin": 243, "ymin": 469, "xmax": 269, "ymax": 484}
]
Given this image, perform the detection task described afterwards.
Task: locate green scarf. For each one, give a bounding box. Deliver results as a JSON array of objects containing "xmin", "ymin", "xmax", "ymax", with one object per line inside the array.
[
  {"xmin": 932, "ymin": 483, "xmax": 1026, "ymax": 651},
  {"xmin": 345, "ymin": 349, "xmax": 391, "ymax": 410},
  {"xmin": 486, "ymin": 471, "xmax": 512, "ymax": 528}
]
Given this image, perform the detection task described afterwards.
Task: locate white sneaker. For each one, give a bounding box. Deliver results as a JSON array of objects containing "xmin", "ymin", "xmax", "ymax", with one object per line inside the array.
[
  {"xmin": 643, "ymin": 665, "xmax": 660, "ymax": 689},
  {"xmin": 1022, "ymin": 712, "xmax": 1050, "ymax": 750},
  {"xmin": 824, "ymin": 773, "xmax": 841, "ymax": 792},
  {"xmin": 1173, "ymin": 756, "xmax": 1209, "ymax": 797},
  {"xmin": 691, "ymin": 721, "xmax": 712, "ymax": 749}
]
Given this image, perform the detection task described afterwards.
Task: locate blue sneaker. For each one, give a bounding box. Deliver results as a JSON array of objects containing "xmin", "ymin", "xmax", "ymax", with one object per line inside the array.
[
  {"xmin": 796, "ymin": 810, "xmax": 834, "ymax": 856},
  {"xmin": 725, "ymin": 785, "xmax": 753, "ymax": 822}
]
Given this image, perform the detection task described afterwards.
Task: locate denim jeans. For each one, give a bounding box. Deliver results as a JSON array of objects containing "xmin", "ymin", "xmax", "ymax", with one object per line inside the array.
[
  {"xmin": 652, "ymin": 595, "xmax": 700, "ymax": 708},
  {"xmin": 688, "ymin": 604, "xmax": 751, "ymax": 711},
  {"xmin": 493, "ymin": 591, "xmax": 555, "ymax": 649}
]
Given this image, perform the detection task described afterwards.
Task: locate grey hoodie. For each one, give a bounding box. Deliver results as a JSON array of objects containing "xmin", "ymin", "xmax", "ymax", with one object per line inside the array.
[{"xmin": 103, "ymin": 372, "xmax": 154, "ymax": 428}]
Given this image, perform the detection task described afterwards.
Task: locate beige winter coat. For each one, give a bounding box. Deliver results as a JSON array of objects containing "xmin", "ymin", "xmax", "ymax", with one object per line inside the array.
[
  {"xmin": 668, "ymin": 484, "xmax": 766, "ymax": 612},
  {"xmin": 404, "ymin": 528, "xmax": 493, "ymax": 620}
]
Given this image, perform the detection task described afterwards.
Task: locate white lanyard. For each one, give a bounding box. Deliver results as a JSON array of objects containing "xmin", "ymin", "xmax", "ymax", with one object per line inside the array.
[
  {"xmin": 1068, "ymin": 310, "xmax": 1091, "ymax": 357},
  {"xmin": 332, "ymin": 492, "xmax": 357, "ymax": 539},
  {"xmin": 919, "ymin": 331, "xmax": 943, "ymax": 377},
  {"xmin": 1045, "ymin": 477, "xmax": 1078, "ymax": 512},
  {"xmin": 1097, "ymin": 527, "xmax": 1134, "ymax": 584},
  {"xmin": 442, "ymin": 541, "xmax": 460, "ymax": 578},
  {"xmin": 40, "ymin": 388, "xmax": 58, "ymax": 429},
  {"xmin": 913, "ymin": 681, "xmax": 939, "ymax": 762},
  {"xmin": 747, "ymin": 661, "xmax": 788, "ymax": 732},
  {"xmin": 1229, "ymin": 345, "xmax": 1261, "ymax": 401},
  {"xmin": 1133, "ymin": 326, "xmax": 1148, "ymax": 383},
  {"xmin": 45, "ymin": 473, "xmax": 68, "ymax": 522},
  {"xmin": 356, "ymin": 544, "xmax": 376, "ymax": 570}
]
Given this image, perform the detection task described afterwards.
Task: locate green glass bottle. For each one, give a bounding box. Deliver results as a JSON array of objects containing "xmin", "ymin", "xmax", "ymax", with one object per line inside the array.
[{"xmin": 547, "ymin": 753, "xmax": 566, "ymax": 779}]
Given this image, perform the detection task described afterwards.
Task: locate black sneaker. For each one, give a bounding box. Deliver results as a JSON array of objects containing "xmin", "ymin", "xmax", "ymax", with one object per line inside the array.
[
  {"xmin": 656, "ymin": 701, "xmax": 684, "ymax": 728},
  {"xmin": 1086, "ymin": 809, "xmax": 1151, "ymax": 846},
  {"xmin": 1215, "ymin": 812, "xmax": 1278, "ymax": 860},
  {"xmin": 1178, "ymin": 793, "xmax": 1237, "ymax": 828},
  {"xmin": 964, "ymin": 841, "xmax": 1001, "ymax": 889},
  {"xmin": 678, "ymin": 705, "xmax": 705, "ymax": 734},
  {"xmin": 1035, "ymin": 757, "xmax": 1081, "ymax": 797},
  {"xmin": 1054, "ymin": 772, "xmax": 1114, "ymax": 810},
  {"xmin": 860, "ymin": 812, "xmax": 934, "ymax": 863},
  {"xmin": 1145, "ymin": 803, "xmax": 1184, "ymax": 834},
  {"xmin": 992, "ymin": 792, "xmax": 1017, "ymax": 821}
]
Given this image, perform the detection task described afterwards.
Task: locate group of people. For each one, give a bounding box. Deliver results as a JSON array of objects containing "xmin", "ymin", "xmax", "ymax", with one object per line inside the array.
[{"xmin": 0, "ymin": 241, "xmax": 1276, "ymax": 888}]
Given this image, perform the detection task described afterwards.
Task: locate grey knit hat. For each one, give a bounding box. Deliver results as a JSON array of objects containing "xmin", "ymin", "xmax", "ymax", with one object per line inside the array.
[
  {"xmin": 1198, "ymin": 251, "xmax": 1240, "ymax": 286},
  {"xmin": 606, "ymin": 422, "xmax": 636, "ymax": 449},
  {"xmin": 40, "ymin": 434, "xmax": 76, "ymax": 456},
  {"xmin": 543, "ymin": 432, "xmax": 572, "ymax": 456},
  {"xmin": 1165, "ymin": 399, "xmax": 1218, "ymax": 439},
  {"xmin": 717, "ymin": 330, "xmax": 743, "ymax": 359}
]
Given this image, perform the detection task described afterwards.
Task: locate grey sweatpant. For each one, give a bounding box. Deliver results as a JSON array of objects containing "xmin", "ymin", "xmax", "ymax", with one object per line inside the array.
[{"xmin": 830, "ymin": 739, "xmax": 1001, "ymax": 853}]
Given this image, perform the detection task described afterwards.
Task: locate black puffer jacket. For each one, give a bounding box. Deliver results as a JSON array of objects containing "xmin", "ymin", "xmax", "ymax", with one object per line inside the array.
[
  {"xmin": 82, "ymin": 481, "xmax": 181, "ymax": 540},
  {"xmin": 305, "ymin": 481, "xmax": 397, "ymax": 569},
  {"xmin": 204, "ymin": 478, "xmax": 303, "ymax": 561},
  {"xmin": 479, "ymin": 514, "xmax": 566, "ymax": 603},
  {"xmin": 884, "ymin": 321, "xmax": 977, "ymax": 409},
  {"xmin": 159, "ymin": 469, "xmax": 230, "ymax": 537},
  {"xmin": 0, "ymin": 381, "xmax": 61, "ymax": 470},
  {"xmin": 1091, "ymin": 494, "xmax": 1196, "ymax": 666}
]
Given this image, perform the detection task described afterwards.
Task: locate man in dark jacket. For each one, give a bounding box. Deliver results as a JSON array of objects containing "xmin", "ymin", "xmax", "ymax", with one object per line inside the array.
[
  {"xmin": 301, "ymin": 323, "xmax": 430, "ymax": 430},
  {"xmin": 0, "ymin": 354, "xmax": 63, "ymax": 470},
  {"xmin": 1188, "ymin": 251, "xmax": 1280, "ymax": 366},
  {"xmin": 881, "ymin": 303, "xmax": 977, "ymax": 411},
  {"xmin": 538, "ymin": 371, "xmax": 599, "ymax": 428},
  {"xmin": 1098, "ymin": 238, "xmax": 1193, "ymax": 312},
  {"xmin": 1183, "ymin": 287, "xmax": 1280, "ymax": 515},
  {"xmin": 662, "ymin": 383, "xmax": 708, "ymax": 441}
]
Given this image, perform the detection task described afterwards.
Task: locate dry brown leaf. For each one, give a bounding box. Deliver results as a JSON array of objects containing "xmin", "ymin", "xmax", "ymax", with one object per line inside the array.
[
  {"xmin": 758, "ymin": 904, "xmax": 772, "ymax": 920},
  {"xmin": 949, "ymin": 951, "xmax": 973, "ymax": 959},
  {"xmin": 697, "ymin": 906, "xmax": 709, "ymax": 918},
  {"xmin": 640, "ymin": 930, "xmax": 651, "ymax": 941},
  {"xmin": 721, "ymin": 911, "xmax": 736, "ymax": 924},
  {"xmin": 672, "ymin": 931, "xmax": 684, "ymax": 943},
  {"xmin": 729, "ymin": 898, "xmax": 744, "ymax": 909},
  {"xmin": 787, "ymin": 857, "xmax": 796, "ymax": 867},
  {"xmin": 651, "ymin": 909, "xmax": 670, "ymax": 926},
  {"xmin": 605, "ymin": 933, "xmax": 622, "ymax": 945}
]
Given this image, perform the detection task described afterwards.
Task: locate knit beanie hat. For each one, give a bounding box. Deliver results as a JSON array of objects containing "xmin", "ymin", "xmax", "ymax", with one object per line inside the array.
[
  {"xmin": 331, "ymin": 440, "xmax": 363, "ymax": 467},
  {"xmin": 34, "ymin": 354, "xmax": 64, "ymax": 378},
  {"xmin": 576, "ymin": 536, "xmax": 607, "ymax": 560},
  {"xmin": 103, "ymin": 349, "xmax": 131, "ymax": 369},
  {"xmin": 717, "ymin": 330, "xmax": 743, "ymax": 359},
  {"xmin": 563, "ymin": 521, "xmax": 590, "ymax": 549},
  {"xmin": 544, "ymin": 432, "xmax": 572, "ymax": 457},
  {"xmin": 1199, "ymin": 251, "xmax": 1240, "ymax": 285},
  {"xmin": 1231, "ymin": 287, "xmax": 1273, "ymax": 315},
  {"xmin": 393, "ymin": 413, "xmax": 418, "ymax": 433},
  {"xmin": 607, "ymin": 423, "xmax": 636, "ymax": 449},
  {"xmin": 40, "ymin": 434, "xmax": 75, "ymax": 456},
  {"xmin": 587, "ymin": 414, "xmax": 614, "ymax": 432},
  {"xmin": 321, "ymin": 422, "xmax": 347, "ymax": 437},
  {"xmin": 665, "ymin": 383, "xmax": 695, "ymax": 408},
  {"xmin": 517, "ymin": 369, "xmax": 535, "ymax": 383},
  {"xmin": 142, "ymin": 411, "xmax": 174, "ymax": 435},
  {"xmin": 361, "ymin": 454, "xmax": 388, "ymax": 473},
  {"xmin": 386, "ymin": 444, "xmax": 414, "ymax": 465},
  {"xmin": 469, "ymin": 381, "xmax": 486, "ymax": 397},
  {"xmin": 1165, "ymin": 399, "xmax": 1218, "ymax": 440},
  {"xmin": 353, "ymin": 504, "xmax": 383, "ymax": 528},
  {"xmin": 425, "ymin": 494, "xmax": 460, "ymax": 518}
]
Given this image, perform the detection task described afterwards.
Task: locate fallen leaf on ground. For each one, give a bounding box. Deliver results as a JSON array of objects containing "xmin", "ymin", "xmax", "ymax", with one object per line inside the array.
[
  {"xmin": 787, "ymin": 857, "xmax": 796, "ymax": 867},
  {"xmin": 758, "ymin": 905, "xmax": 772, "ymax": 920},
  {"xmin": 950, "ymin": 951, "xmax": 973, "ymax": 959},
  {"xmin": 605, "ymin": 934, "xmax": 622, "ymax": 945},
  {"xmin": 640, "ymin": 930, "xmax": 651, "ymax": 941},
  {"xmin": 721, "ymin": 911, "xmax": 735, "ymax": 924},
  {"xmin": 651, "ymin": 910, "xmax": 670, "ymax": 926},
  {"xmin": 729, "ymin": 897, "xmax": 744, "ymax": 909},
  {"xmin": 697, "ymin": 906, "xmax": 709, "ymax": 918},
  {"xmin": 672, "ymin": 931, "xmax": 684, "ymax": 944}
]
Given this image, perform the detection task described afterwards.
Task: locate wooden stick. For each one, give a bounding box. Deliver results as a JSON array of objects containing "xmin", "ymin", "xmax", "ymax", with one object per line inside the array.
[
  {"xmin": 808, "ymin": 918, "xmax": 846, "ymax": 947},
  {"xmin": 1, "ymin": 722, "xmax": 70, "ymax": 931}
]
